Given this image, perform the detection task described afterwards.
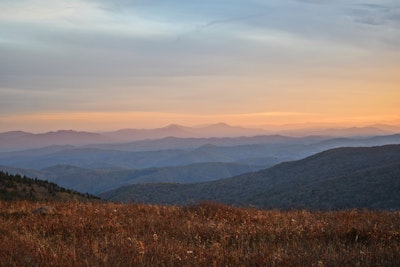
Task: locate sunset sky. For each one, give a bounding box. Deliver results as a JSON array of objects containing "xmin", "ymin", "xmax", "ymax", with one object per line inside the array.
[{"xmin": 1, "ymin": 0, "xmax": 400, "ymax": 132}]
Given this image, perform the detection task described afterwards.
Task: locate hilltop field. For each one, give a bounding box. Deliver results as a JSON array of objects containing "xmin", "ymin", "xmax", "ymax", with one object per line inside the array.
[{"xmin": 1, "ymin": 201, "xmax": 399, "ymax": 266}]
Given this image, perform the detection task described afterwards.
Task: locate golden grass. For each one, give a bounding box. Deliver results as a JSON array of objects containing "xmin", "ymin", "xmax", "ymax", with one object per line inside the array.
[{"xmin": 1, "ymin": 201, "xmax": 399, "ymax": 266}]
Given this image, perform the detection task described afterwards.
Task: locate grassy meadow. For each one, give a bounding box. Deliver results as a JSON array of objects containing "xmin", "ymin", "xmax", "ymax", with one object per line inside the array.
[{"xmin": 1, "ymin": 201, "xmax": 399, "ymax": 266}]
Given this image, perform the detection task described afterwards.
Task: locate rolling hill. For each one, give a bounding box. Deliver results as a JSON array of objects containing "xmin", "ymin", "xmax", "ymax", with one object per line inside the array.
[
  {"xmin": 0, "ymin": 162, "xmax": 264, "ymax": 194},
  {"xmin": 0, "ymin": 171, "xmax": 99, "ymax": 201},
  {"xmin": 1, "ymin": 134, "xmax": 399, "ymax": 170},
  {"xmin": 100, "ymin": 145, "xmax": 400, "ymax": 210},
  {"xmin": 0, "ymin": 144, "xmax": 295, "ymax": 169}
]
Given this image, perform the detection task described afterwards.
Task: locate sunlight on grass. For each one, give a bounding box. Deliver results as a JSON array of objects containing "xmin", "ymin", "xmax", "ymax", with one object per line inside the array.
[{"xmin": 1, "ymin": 201, "xmax": 399, "ymax": 266}]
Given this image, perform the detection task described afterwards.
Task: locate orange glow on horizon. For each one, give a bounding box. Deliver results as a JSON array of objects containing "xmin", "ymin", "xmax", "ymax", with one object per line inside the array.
[{"xmin": 1, "ymin": 111, "xmax": 399, "ymax": 133}]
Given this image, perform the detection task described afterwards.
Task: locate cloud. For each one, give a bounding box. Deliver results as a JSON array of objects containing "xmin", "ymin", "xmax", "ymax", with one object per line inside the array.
[
  {"xmin": 175, "ymin": 12, "xmax": 267, "ymax": 41},
  {"xmin": 1, "ymin": 0, "xmax": 400, "ymax": 124}
]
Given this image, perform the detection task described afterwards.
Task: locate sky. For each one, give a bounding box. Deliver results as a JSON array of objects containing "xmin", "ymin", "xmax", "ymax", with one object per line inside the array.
[{"xmin": 1, "ymin": 0, "xmax": 400, "ymax": 132}]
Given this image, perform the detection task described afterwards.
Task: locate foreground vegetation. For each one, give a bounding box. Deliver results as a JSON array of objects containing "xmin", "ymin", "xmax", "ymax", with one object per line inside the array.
[{"xmin": 1, "ymin": 201, "xmax": 399, "ymax": 266}]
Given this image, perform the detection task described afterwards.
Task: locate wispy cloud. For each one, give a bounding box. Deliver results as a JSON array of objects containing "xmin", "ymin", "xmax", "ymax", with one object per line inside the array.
[
  {"xmin": 176, "ymin": 12, "xmax": 267, "ymax": 41},
  {"xmin": 1, "ymin": 0, "xmax": 399, "ymax": 131}
]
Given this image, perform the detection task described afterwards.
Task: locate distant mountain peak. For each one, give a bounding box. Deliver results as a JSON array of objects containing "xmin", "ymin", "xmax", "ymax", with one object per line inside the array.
[
  {"xmin": 199, "ymin": 122, "xmax": 239, "ymax": 129},
  {"xmin": 162, "ymin": 124, "xmax": 187, "ymax": 130}
]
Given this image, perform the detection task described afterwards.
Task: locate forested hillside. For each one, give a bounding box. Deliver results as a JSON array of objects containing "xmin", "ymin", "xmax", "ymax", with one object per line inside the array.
[
  {"xmin": 0, "ymin": 171, "xmax": 99, "ymax": 201},
  {"xmin": 101, "ymin": 145, "xmax": 400, "ymax": 210}
]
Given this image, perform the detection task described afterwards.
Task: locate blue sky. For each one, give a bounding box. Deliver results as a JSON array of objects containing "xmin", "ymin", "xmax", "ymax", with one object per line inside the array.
[{"xmin": 1, "ymin": 0, "xmax": 400, "ymax": 131}]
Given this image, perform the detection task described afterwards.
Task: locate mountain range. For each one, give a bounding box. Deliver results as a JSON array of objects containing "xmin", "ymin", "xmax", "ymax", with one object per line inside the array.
[
  {"xmin": 1, "ymin": 134, "xmax": 399, "ymax": 170},
  {"xmin": 1, "ymin": 133, "xmax": 400, "ymax": 197},
  {"xmin": 1, "ymin": 123, "xmax": 400, "ymax": 210},
  {"xmin": 103, "ymin": 123, "xmax": 269, "ymax": 142},
  {"xmin": 0, "ymin": 123, "xmax": 268, "ymax": 152},
  {"xmin": 1, "ymin": 123, "xmax": 399, "ymax": 152},
  {"xmin": 100, "ymin": 145, "xmax": 400, "ymax": 210}
]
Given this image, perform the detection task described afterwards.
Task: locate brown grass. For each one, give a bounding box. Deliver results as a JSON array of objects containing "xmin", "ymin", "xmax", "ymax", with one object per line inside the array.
[{"xmin": 1, "ymin": 201, "xmax": 399, "ymax": 266}]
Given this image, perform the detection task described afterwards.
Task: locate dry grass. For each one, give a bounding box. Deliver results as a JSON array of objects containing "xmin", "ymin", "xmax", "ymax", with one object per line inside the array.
[{"xmin": 1, "ymin": 201, "xmax": 399, "ymax": 266}]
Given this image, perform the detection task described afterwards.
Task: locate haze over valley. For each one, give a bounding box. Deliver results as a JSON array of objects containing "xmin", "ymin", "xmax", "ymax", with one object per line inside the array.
[{"xmin": 1, "ymin": 123, "xmax": 400, "ymax": 210}]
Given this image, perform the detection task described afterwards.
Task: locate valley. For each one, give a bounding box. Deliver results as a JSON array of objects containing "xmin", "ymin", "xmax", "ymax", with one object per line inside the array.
[{"xmin": 1, "ymin": 126, "xmax": 400, "ymax": 210}]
